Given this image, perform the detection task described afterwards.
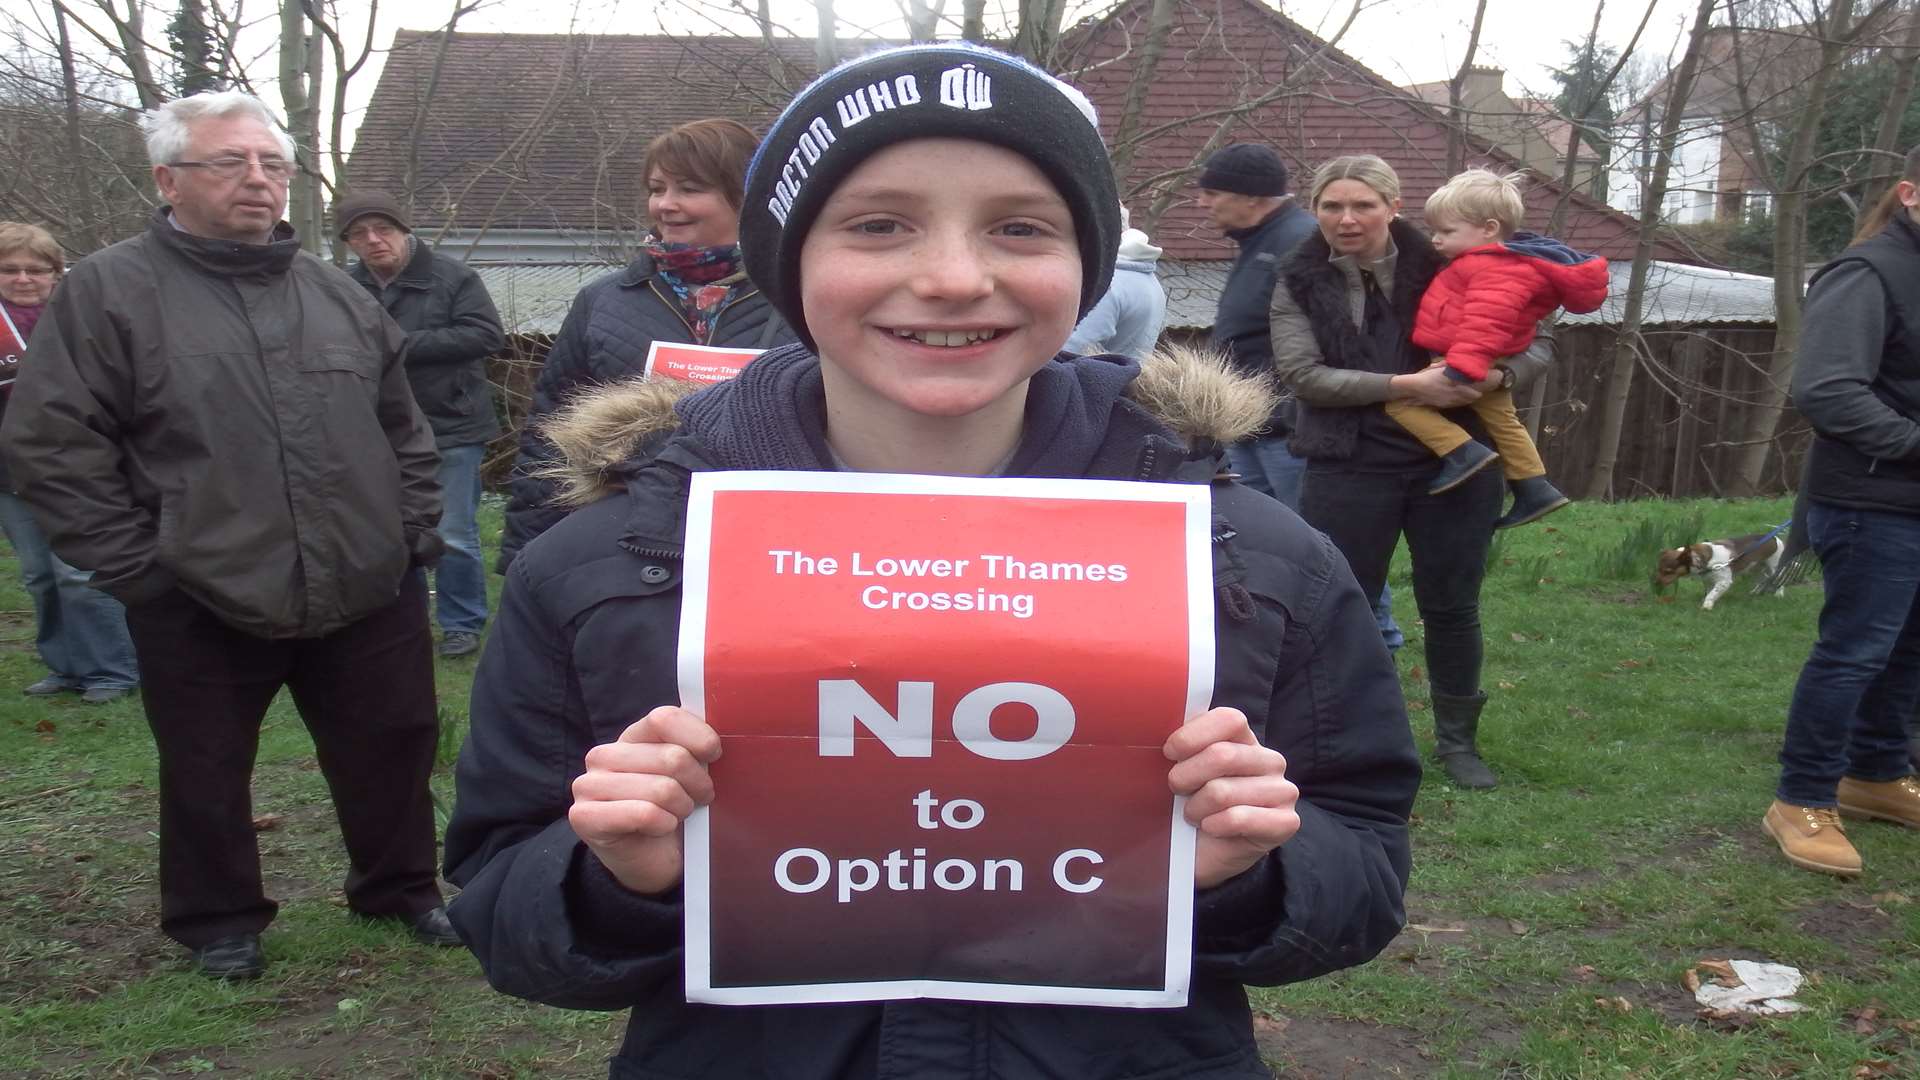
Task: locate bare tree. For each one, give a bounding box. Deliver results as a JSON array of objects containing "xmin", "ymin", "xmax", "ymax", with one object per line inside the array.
[
  {"xmin": 1584, "ymin": 0, "xmax": 1718, "ymax": 501},
  {"xmin": 1721, "ymin": 0, "xmax": 1894, "ymax": 495},
  {"xmin": 1444, "ymin": 0, "xmax": 1490, "ymax": 176},
  {"xmin": 1105, "ymin": 0, "xmax": 1175, "ymax": 180},
  {"xmin": 1528, "ymin": 0, "xmax": 1658, "ymax": 440},
  {"xmin": 1861, "ymin": 10, "xmax": 1920, "ymax": 213},
  {"xmin": 814, "ymin": 0, "xmax": 838, "ymax": 71}
]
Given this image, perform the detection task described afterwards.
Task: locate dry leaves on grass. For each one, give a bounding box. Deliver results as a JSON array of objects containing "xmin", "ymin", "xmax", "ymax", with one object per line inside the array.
[
  {"xmin": 1593, "ymin": 996, "xmax": 1633, "ymax": 1014},
  {"xmin": 34, "ymin": 718, "xmax": 54, "ymax": 734},
  {"xmin": 251, "ymin": 813, "xmax": 284, "ymax": 832},
  {"xmin": 1852, "ymin": 1061, "xmax": 1901, "ymax": 1078},
  {"xmin": 1569, "ymin": 964, "xmax": 1597, "ymax": 982}
]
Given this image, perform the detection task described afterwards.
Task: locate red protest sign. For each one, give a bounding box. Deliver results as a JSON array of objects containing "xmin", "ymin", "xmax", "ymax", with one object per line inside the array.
[
  {"xmin": 680, "ymin": 471, "xmax": 1212, "ymax": 1008},
  {"xmin": 0, "ymin": 305, "xmax": 26, "ymax": 392},
  {"xmin": 644, "ymin": 341, "xmax": 763, "ymax": 384}
]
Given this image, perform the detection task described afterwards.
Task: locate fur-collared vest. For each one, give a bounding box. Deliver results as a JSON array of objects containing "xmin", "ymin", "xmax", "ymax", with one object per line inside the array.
[{"xmin": 1278, "ymin": 218, "xmax": 1444, "ymax": 461}]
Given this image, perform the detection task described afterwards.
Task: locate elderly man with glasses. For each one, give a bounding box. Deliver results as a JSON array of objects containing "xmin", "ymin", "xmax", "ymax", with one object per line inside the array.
[{"xmin": 1, "ymin": 90, "xmax": 458, "ymax": 980}]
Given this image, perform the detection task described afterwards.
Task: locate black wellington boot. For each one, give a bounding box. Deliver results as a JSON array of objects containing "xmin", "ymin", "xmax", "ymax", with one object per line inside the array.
[{"xmin": 1432, "ymin": 690, "xmax": 1498, "ymax": 789}]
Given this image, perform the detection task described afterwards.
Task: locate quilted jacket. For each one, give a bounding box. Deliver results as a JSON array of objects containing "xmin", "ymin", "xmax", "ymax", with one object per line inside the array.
[
  {"xmin": 1410, "ymin": 232, "xmax": 1607, "ymax": 381},
  {"xmin": 497, "ymin": 252, "xmax": 795, "ymax": 570}
]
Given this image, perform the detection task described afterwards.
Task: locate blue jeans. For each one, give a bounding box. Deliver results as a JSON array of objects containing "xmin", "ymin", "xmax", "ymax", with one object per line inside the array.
[
  {"xmin": 0, "ymin": 492, "xmax": 139, "ymax": 690},
  {"xmin": 432, "ymin": 444, "xmax": 488, "ymax": 635},
  {"xmin": 1777, "ymin": 502, "xmax": 1920, "ymax": 806},
  {"xmin": 1229, "ymin": 437, "xmax": 1404, "ymax": 650}
]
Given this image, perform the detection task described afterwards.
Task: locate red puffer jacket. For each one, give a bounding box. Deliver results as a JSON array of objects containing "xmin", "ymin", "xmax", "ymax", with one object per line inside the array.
[{"xmin": 1411, "ymin": 232, "xmax": 1609, "ymax": 380}]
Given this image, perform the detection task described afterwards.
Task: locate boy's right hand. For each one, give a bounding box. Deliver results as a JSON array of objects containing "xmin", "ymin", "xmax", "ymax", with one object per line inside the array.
[{"xmin": 569, "ymin": 705, "xmax": 722, "ymax": 896}]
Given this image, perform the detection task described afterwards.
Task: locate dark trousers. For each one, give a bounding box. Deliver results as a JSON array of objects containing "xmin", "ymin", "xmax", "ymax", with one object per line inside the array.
[
  {"xmin": 124, "ymin": 573, "xmax": 443, "ymax": 948},
  {"xmin": 1300, "ymin": 463, "xmax": 1500, "ymax": 697},
  {"xmin": 1777, "ymin": 502, "xmax": 1920, "ymax": 806}
]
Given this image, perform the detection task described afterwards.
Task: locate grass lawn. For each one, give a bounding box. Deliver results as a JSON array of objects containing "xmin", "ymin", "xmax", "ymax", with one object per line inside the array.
[{"xmin": 2, "ymin": 493, "xmax": 1916, "ymax": 1078}]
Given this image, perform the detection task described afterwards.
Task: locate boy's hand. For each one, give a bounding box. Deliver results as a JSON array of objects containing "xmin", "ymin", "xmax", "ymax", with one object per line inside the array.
[
  {"xmin": 569, "ymin": 705, "xmax": 722, "ymax": 896},
  {"xmin": 1165, "ymin": 707, "xmax": 1301, "ymax": 889}
]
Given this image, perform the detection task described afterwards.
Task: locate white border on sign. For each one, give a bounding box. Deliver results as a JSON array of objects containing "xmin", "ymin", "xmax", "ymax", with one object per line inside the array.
[
  {"xmin": 679, "ymin": 470, "xmax": 1211, "ymax": 1008},
  {"xmin": 642, "ymin": 339, "xmax": 763, "ymax": 380}
]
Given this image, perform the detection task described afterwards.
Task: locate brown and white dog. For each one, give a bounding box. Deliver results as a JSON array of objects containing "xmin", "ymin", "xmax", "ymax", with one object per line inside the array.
[{"xmin": 1655, "ymin": 533, "xmax": 1787, "ymax": 610}]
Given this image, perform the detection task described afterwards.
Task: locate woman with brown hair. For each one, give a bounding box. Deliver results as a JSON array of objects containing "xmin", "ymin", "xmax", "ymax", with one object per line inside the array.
[
  {"xmin": 500, "ymin": 119, "xmax": 797, "ymax": 569},
  {"xmin": 0, "ymin": 221, "xmax": 138, "ymax": 703},
  {"xmin": 1268, "ymin": 156, "xmax": 1554, "ymax": 790}
]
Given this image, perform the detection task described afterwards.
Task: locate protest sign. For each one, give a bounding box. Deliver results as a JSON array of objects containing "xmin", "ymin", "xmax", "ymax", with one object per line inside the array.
[
  {"xmin": 680, "ymin": 471, "xmax": 1212, "ymax": 1008},
  {"xmin": 0, "ymin": 304, "xmax": 25, "ymax": 389},
  {"xmin": 643, "ymin": 341, "xmax": 763, "ymax": 384}
]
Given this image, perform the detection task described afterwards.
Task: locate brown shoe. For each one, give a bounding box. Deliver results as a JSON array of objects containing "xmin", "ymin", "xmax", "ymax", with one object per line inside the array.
[
  {"xmin": 1837, "ymin": 775, "xmax": 1920, "ymax": 830},
  {"xmin": 1762, "ymin": 800, "xmax": 1862, "ymax": 877}
]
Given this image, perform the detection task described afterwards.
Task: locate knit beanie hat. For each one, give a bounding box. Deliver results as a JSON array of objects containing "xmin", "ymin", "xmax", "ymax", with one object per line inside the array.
[
  {"xmin": 1196, "ymin": 144, "xmax": 1288, "ymax": 197},
  {"xmin": 741, "ymin": 43, "xmax": 1120, "ymax": 352},
  {"xmin": 333, "ymin": 190, "xmax": 412, "ymax": 239}
]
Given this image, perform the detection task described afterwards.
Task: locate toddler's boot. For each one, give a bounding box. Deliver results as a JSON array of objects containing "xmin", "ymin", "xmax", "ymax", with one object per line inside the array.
[
  {"xmin": 1495, "ymin": 476, "xmax": 1570, "ymax": 529},
  {"xmin": 1428, "ymin": 442, "xmax": 1499, "ymax": 494}
]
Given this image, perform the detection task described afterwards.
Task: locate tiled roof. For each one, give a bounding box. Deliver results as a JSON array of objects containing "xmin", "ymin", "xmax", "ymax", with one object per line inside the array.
[
  {"xmin": 348, "ymin": 32, "xmax": 821, "ymax": 232},
  {"xmin": 1064, "ymin": 0, "xmax": 1698, "ymax": 264},
  {"xmin": 351, "ymin": 0, "xmax": 1701, "ymax": 264}
]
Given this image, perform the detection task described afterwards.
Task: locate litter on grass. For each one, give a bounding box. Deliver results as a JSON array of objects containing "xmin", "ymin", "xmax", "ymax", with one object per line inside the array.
[{"xmin": 1687, "ymin": 958, "xmax": 1807, "ymax": 1016}]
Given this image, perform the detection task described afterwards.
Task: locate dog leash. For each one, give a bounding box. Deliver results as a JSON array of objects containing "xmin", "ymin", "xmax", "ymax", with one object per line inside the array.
[{"xmin": 1725, "ymin": 521, "xmax": 1791, "ymax": 565}]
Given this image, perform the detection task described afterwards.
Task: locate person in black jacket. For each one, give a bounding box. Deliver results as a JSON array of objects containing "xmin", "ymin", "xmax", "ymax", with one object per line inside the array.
[
  {"xmin": 1270, "ymin": 155, "xmax": 1555, "ymax": 791},
  {"xmin": 444, "ymin": 44, "xmax": 1419, "ymax": 1080},
  {"xmin": 1763, "ymin": 145, "xmax": 1920, "ymax": 878},
  {"xmin": 496, "ymin": 119, "xmax": 796, "ymax": 571},
  {"xmin": 1198, "ymin": 143, "xmax": 1317, "ymax": 507},
  {"xmin": 1199, "ymin": 144, "xmax": 1404, "ymax": 652},
  {"xmin": 340, "ymin": 191, "xmax": 506, "ymax": 658}
]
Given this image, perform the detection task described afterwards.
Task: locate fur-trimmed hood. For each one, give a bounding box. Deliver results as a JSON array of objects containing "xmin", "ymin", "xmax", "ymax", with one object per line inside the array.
[{"xmin": 536, "ymin": 343, "xmax": 1276, "ymax": 507}]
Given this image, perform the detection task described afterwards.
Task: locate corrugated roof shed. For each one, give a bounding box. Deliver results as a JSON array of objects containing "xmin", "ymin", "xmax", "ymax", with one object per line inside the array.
[{"xmin": 479, "ymin": 258, "xmax": 1772, "ymax": 337}]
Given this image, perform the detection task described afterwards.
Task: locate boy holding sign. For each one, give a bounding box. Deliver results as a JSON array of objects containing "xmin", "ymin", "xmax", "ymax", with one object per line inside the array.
[{"xmin": 446, "ymin": 44, "xmax": 1418, "ymax": 1079}]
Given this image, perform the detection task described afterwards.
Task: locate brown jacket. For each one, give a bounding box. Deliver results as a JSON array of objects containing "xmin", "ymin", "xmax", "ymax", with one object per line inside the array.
[{"xmin": 0, "ymin": 209, "xmax": 442, "ymax": 638}]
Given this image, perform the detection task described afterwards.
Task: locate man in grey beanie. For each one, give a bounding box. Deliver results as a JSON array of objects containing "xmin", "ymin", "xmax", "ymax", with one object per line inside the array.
[{"xmin": 338, "ymin": 190, "xmax": 505, "ymax": 659}]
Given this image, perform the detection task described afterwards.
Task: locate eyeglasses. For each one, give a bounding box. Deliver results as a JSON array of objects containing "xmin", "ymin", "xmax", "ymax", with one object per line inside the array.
[
  {"xmin": 168, "ymin": 156, "xmax": 296, "ymax": 182},
  {"xmin": 0, "ymin": 264, "xmax": 55, "ymax": 278}
]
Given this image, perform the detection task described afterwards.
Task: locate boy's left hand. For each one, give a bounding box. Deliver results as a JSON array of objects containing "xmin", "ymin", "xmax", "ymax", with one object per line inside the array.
[{"xmin": 1165, "ymin": 706, "xmax": 1301, "ymax": 889}]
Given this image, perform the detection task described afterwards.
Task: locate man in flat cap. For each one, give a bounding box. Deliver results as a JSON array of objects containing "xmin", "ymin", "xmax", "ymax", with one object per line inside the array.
[{"xmin": 338, "ymin": 190, "xmax": 505, "ymax": 659}]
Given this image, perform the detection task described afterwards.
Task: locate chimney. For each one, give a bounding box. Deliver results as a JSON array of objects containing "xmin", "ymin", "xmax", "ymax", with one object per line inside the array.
[{"xmin": 1462, "ymin": 65, "xmax": 1505, "ymax": 104}]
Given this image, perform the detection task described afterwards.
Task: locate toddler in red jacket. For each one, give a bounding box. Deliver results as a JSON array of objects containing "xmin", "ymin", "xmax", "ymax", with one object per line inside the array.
[{"xmin": 1398, "ymin": 169, "xmax": 1608, "ymax": 527}]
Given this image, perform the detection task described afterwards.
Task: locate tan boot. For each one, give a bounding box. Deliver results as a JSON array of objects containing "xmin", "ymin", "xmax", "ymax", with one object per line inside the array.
[
  {"xmin": 1837, "ymin": 775, "xmax": 1920, "ymax": 829},
  {"xmin": 1762, "ymin": 800, "xmax": 1862, "ymax": 877}
]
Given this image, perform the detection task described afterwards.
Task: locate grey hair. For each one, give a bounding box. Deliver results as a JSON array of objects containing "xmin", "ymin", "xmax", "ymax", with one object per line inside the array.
[
  {"xmin": 1308, "ymin": 155, "xmax": 1402, "ymax": 208},
  {"xmin": 141, "ymin": 91, "xmax": 297, "ymax": 167}
]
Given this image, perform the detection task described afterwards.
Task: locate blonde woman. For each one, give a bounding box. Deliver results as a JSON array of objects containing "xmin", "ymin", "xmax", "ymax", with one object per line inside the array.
[
  {"xmin": 0, "ymin": 221, "xmax": 138, "ymax": 703},
  {"xmin": 1268, "ymin": 156, "xmax": 1555, "ymax": 790}
]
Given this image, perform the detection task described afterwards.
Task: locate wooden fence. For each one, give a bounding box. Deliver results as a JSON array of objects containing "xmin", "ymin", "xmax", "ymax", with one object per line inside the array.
[
  {"xmin": 1530, "ymin": 325, "xmax": 1803, "ymax": 499},
  {"xmin": 491, "ymin": 323, "xmax": 1803, "ymax": 499}
]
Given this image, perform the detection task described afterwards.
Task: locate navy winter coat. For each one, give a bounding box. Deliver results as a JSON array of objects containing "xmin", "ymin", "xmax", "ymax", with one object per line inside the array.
[
  {"xmin": 445, "ymin": 346, "xmax": 1419, "ymax": 1080},
  {"xmin": 1211, "ymin": 202, "xmax": 1318, "ymax": 435},
  {"xmin": 497, "ymin": 252, "xmax": 795, "ymax": 570},
  {"xmin": 348, "ymin": 238, "xmax": 506, "ymax": 449}
]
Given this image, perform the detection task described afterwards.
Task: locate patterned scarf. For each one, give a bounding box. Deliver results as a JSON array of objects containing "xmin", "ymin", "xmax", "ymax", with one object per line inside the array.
[{"xmin": 642, "ymin": 238, "xmax": 743, "ymax": 345}]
